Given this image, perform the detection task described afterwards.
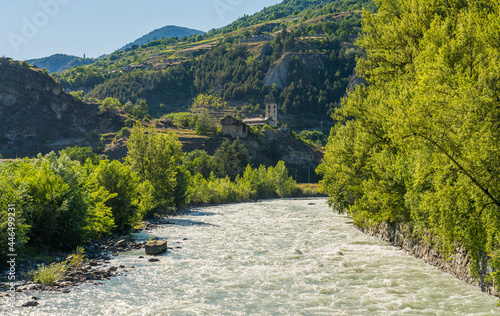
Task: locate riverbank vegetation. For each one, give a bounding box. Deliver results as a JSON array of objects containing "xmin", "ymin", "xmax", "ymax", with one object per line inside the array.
[
  {"xmin": 318, "ymin": 0, "xmax": 500, "ymax": 289},
  {"xmin": 0, "ymin": 125, "xmax": 304, "ymax": 266}
]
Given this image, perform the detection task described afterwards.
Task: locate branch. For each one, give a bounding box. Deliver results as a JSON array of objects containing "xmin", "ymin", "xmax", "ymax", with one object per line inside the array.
[{"xmin": 416, "ymin": 133, "xmax": 500, "ymax": 208}]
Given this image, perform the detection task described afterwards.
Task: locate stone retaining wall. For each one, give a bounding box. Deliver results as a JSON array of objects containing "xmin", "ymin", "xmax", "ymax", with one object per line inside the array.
[{"xmin": 357, "ymin": 222, "xmax": 498, "ymax": 297}]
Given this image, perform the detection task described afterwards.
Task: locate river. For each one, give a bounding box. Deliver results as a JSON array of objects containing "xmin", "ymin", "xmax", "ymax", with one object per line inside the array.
[{"xmin": 4, "ymin": 198, "xmax": 498, "ymax": 315}]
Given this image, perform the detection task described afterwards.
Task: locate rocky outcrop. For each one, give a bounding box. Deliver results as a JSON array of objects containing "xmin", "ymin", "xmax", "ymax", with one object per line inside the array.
[
  {"xmin": 359, "ymin": 221, "xmax": 499, "ymax": 297},
  {"xmin": 263, "ymin": 53, "xmax": 325, "ymax": 89},
  {"xmin": 0, "ymin": 58, "xmax": 122, "ymax": 157},
  {"xmin": 145, "ymin": 240, "xmax": 168, "ymax": 255},
  {"xmin": 346, "ymin": 69, "xmax": 366, "ymax": 92}
]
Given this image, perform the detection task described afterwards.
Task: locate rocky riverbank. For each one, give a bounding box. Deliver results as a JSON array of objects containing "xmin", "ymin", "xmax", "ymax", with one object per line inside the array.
[
  {"xmin": 357, "ymin": 221, "xmax": 499, "ymax": 297},
  {"xmin": 0, "ymin": 218, "xmax": 178, "ymax": 307}
]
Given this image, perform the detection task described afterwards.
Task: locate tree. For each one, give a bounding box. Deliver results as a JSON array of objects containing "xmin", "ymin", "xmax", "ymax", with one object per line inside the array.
[
  {"xmin": 90, "ymin": 160, "xmax": 155, "ymax": 231},
  {"xmin": 184, "ymin": 149, "xmax": 218, "ymax": 179},
  {"xmin": 213, "ymin": 138, "xmax": 250, "ymax": 181},
  {"xmin": 59, "ymin": 146, "xmax": 100, "ymax": 166},
  {"xmin": 126, "ymin": 124, "xmax": 184, "ymax": 207},
  {"xmin": 318, "ymin": 0, "xmax": 500, "ymax": 286},
  {"xmin": 195, "ymin": 109, "xmax": 217, "ymax": 135}
]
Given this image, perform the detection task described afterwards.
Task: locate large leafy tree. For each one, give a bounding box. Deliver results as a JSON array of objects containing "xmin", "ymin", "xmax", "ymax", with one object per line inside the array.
[
  {"xmin": 318, "ymin": 0, "xmax": 500, "ymax": 285},
  {"xmin": 126, "ymin": 124, "xmax": 184, "ymax": 207}
]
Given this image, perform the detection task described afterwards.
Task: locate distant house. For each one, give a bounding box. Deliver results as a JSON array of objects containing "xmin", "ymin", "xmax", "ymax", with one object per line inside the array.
[
  {"xmin": 220, "ymin": 116, "xmax": 249, "ymax": 138},
  {"xmin": 239, "ymin": 32, "xmax": 274, "ymax": 43}
]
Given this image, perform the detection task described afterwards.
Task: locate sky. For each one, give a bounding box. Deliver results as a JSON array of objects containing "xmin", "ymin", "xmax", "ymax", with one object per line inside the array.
[{"xmin": 1, "ymin": 0, "xmax": 282, "ymax": 61}]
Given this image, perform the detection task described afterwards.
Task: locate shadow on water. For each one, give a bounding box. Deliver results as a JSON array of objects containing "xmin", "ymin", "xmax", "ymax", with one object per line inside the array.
[
  {"xmin": 188, "ymin": 211, "xmax": 218, "ymax": 216},
  {"xmin": 170, "ymin": 218, "xmax": 220, "ymax": 227}
]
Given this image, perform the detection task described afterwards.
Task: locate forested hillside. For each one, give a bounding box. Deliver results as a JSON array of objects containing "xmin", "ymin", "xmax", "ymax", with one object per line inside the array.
[
  {"xmin": 27, "ymin": 54, "xmax": 96, "ymax": 73},
  {"xmin": 51, "ymin": 0, "xmax": 375, "ymax": 127},
  {"xmin": 119, "ymin": 25, "xmax": 205, "ymax": 51},
  {"xmin": 318, "ymin": 0, "xmax": 500, "ymax": 292}
]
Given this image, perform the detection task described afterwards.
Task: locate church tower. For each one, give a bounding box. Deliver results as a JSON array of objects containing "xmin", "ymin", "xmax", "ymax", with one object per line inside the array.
[{"xmin": 265, "ymin": 92, "xmax": 278, "ymax": 126}]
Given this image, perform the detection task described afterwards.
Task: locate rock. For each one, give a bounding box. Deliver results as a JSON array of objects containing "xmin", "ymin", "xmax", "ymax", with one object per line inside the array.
[
  {"xmin": 22, "ymin": 301, "xmax": 39, "ymax": 307},
  {"xmin": 115, "ymin": 237, "xmax": 134, "ymax": 248},
  {"xmin": 148, "ymin": 258, "xmax": 160, "ymax": 262},
  {"xmin": 145, "ymin": 240, "xmax": 168, "ymax": 256},
  {"xmin": 138, "ymin": 256, "xmax": 144, "ymax": 259}
]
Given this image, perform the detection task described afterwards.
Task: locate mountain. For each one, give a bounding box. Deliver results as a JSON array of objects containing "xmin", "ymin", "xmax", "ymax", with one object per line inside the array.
[
  {"xmin": 26, "ymin": 54, "xmax": 96, "ymax": 74},
  {"xmin": 120, "ymin": 25, "xmax": 205, "ymax": 51}
]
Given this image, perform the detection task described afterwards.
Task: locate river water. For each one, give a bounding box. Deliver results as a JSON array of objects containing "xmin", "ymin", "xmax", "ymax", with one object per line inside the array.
[{"xmin": 4, "ymin": 198, "xmax": 499, "ymax": 315}]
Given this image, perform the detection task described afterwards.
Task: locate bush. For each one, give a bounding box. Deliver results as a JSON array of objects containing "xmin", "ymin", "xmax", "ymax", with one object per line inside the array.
[
  {"xmin": 115, "ymin": 127, "xmax": 130, "ymax": 139},
  {"xmin": 32, "ymin": 262, "xmax": 68, "ymax": 285}
]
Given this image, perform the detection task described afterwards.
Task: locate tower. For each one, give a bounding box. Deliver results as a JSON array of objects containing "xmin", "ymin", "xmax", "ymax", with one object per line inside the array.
[{"xmin": 265, "ymin": 92, "xmax": 278, "ymax": 126}]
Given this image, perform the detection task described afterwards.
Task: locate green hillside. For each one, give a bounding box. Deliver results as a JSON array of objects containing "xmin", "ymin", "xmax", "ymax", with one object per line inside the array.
[
  {"xmin": 119, "ymin": 25, "xmax": 205, "ymax": 51},
  {"xmin": 27, "ymin": 53, "xmax": 96, "ymax": 73},
  {"xmin": 52, "ymin": 0, "xmax": 375, "ymax": 129}
]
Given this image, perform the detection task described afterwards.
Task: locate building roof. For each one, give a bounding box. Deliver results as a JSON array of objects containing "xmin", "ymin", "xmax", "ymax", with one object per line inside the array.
[
  {"xmin": 242, "ymin": 117, "xmax": 276, "ymax": 126},
  {"xmin": 265, "ymin": 92, "xmax": 277, "ymax": 105},
  {"xmin": 221, "ymin": 115, "xmax": 247, "ymax": 126}
]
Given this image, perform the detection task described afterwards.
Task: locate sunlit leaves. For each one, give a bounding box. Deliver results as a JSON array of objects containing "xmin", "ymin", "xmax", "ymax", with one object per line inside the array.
[{"xmin": 319, "ymin": 0, "xmax": 500, "ymax": 285}]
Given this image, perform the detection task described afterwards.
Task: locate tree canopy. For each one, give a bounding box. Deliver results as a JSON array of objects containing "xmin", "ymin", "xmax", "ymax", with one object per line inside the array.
[{"xmin": 318, "ymin": 0, "xmax": 500, "ymax": 286}]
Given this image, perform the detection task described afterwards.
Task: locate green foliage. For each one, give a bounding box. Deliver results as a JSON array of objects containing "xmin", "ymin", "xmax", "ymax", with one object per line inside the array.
[
  {"xmin": 115, "ymin": 127, "xmax": 130, "ymax": 139},
  {"xmin": 67, "ymin": 246, "xmax": 85, "ymax": 269},
  {"xmin": 192, "ymin": 94, "xmax": 226, "ymax": 109},
  {"xmin": 189, "ymin": 161, "xmax": 300, "ymax": 204},
  {"xmin": 194, "ymin": 109, "xmax": 217, "ymax": 135},
  {"xmin": 294, "ymin": 130, "xmax": 328, "ymax": 147},
  {"xmin": 32, "ymin": 262, "xmax": 68, "ymax": 285},
  {"xmin": 318, "ymin": 0, "xmax": 500, "ymax": 288},
  {"xmin": 70, "ymin": 90, "xmax": 85, "ymax": 101},
  {"xmin": 27, "ymin": 53, "xmax": 95, "ymax": 73},
  {"xmin": 90, "ymin": 160, "xmax": 154, "ymax": 231},
  {"xmin": 184, "ymin": 150, "xmax": 218, "ymax": 179},
  {"xmin": 122, "ymin": 99, "xmax": 151, "ymax": 120},
  {"xmin": 213, "ymin": 138, "xmax": 250, "ymax": 181},
  {"xmin": 100, "ymin": 97, "xmax": 121, "ymax": 113},
  {"xmin": 59, "ymin": 146, "xmax": 100, "ymax": 166},
  {"xmin": 164, "ymin": 112, "xmax": 192, "ymax": 128},
  {"xmin": 0, "ymin": 149, "xmax": 154, "ymax": 260},
  {"xmin": 126, "ymin": 124, "xmax": 184, "ymax": 208}
]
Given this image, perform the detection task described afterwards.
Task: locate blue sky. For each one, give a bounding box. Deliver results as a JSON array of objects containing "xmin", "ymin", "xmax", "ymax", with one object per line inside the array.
[{"xmin": 1, "ymin": 0, "xmax": 282, "ymax": 61}]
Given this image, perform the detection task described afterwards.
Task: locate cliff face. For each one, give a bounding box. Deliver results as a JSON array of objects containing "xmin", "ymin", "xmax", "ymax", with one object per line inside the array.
[
  {"xmin": 0, "ymin": 58, "xmax": 118, "ymax": 157},
  {"xmin": 263, "ymin": 53, "xmax": 325, "ymax": 89}
]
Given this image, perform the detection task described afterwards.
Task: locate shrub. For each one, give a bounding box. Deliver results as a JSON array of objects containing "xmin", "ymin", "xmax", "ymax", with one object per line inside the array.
[{"xmin": 32, "ymin": 262, "xmax": 68, "ymax": 285}]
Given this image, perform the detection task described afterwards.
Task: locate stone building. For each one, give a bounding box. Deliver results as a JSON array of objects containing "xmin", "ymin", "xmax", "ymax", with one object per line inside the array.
[{"xmin": 220, "ymin": 116, "xmax": 249, "ymax": 138}]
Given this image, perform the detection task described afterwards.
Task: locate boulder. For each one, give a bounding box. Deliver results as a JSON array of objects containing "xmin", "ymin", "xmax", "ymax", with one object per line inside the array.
[
  {"xmin": 145, "ymin": 240, "xmax": 168, "ymax": 256},
  {"xmin": 22, "ymin": 301, "xmax": 39, "ymax": 307}
]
